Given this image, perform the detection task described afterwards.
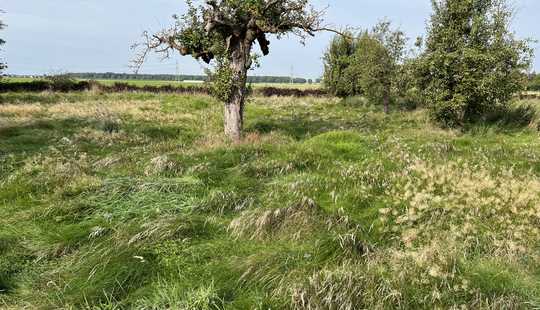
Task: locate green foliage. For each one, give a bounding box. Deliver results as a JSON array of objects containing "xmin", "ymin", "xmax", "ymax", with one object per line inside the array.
[
  {"xmin": 45, "ymin": 73, "xmax": 78, "ymax": 91},
  {"xmin": 528, "ymin": 73, "xmax": 540, "ymax": 91},
  {"xmin": 354, "ymin": 34, "xmax": 391, "ymax": 105},
  {"xmin": 322, "ymin": 33, "xmax": 359, "ymax": 97},
  {"xmin": 0, "ymin": 16, "xmax": 6, "ymax": 74},
  {"xmin": 416, "ymin": 0, "xmax": 533, "ymax": 127},
  {"xmin": 322, "ymin": 21, "xmax": 408, "ymax": 110},
  {"xmin": 206, "ymin": 59, "xmax": 234, "ymax": 102},
  {"xmin": 151, "ymin": 0, "xmax": 323, "ymax": 107},
  {"xmin": 173, "ymin": 0, "xmax": 222, "ymax": 61}
]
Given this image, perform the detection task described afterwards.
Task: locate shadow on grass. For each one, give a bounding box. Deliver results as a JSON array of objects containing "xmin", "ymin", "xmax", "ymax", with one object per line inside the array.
[
  {"xmin": 246, "ymin": 116, "xmax": 369, "ymax": 140},
  {"xmin": 0, "ymin": 118, "xmax": 88, "ymax": 154},
  {"xmin": 465, "ymin": 104, "xmax": 538, "ymax": 133},
  {"xmin": 486, "ymin": 104, "xmax": 537, "ymax": 128}
]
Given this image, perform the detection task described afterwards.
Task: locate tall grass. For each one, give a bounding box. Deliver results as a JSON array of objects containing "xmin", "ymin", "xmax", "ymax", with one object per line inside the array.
[{"xmin": 1, "ymin": 92, "xmax": 539, "ymax": 308}]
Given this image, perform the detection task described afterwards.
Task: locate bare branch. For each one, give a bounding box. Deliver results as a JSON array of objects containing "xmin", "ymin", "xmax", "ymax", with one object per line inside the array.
[
  {"xmin": 132, "ymin": 0, "xmax": 353, "ymax": 72},
  {"xmin": 309, "ymin": 27, "xmax": 356, "ymax": 40}
]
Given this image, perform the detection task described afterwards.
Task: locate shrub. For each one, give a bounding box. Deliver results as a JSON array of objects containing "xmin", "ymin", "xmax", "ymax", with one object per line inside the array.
[
  {"xmin": 416, "ymin": 0, "xmax": 533, "ymax": 127},
  {"xmin": 45, "ymin": 74, "xmax": 79, "ymax": 92},
  {"xmin": 322, "ymin": 21, "xmax": 408, "ymax": 112},
  {"xmin": 322, "ymin": 33, "xmax": 359, "ymax": 97}
]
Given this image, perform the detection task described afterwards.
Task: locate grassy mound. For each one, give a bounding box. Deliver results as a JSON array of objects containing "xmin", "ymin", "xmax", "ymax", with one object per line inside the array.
[{"xmin": 0, "ymin": 92, "xmax": 539, "ymax": 309}]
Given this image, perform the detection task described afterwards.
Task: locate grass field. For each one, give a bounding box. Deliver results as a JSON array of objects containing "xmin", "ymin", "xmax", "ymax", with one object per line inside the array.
[{"xmin": 1, "ymin": 92, "xmax": 539, "ymax": 309}]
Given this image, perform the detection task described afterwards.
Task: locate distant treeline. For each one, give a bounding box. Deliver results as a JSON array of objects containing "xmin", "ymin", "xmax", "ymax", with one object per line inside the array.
[
  {"xmin": 0, "ymin": 79, "xmax": 328, "ymax": 97},
  {"xmin": 66, "ymin": 72, "xmax": 321, "ymax": 84}
]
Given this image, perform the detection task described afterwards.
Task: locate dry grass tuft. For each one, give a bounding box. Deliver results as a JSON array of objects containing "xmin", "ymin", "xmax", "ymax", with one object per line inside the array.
[
  {"xmin": 229, "ymin": 197, "xmax": 320, "ymax": 240},
  {"xmin": 384, "ymin": 159, "xmax": 540, "ymax": 256},
  {"xmin": 291, "ymin": 264, "xmax": 367, "ymax": 310},
  {"xmin": 144, "ymin": 155, "xmax": 178, "ymax": 176}
]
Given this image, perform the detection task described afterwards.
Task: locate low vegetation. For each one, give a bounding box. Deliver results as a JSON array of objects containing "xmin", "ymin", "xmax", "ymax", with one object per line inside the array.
[
  {"xmin": 1, "ymin": 92, "xmax": 539, "ymax": 308},
  {"xmin": 0, "ymin": 78, "xmax": 326, "ymax": 97}
]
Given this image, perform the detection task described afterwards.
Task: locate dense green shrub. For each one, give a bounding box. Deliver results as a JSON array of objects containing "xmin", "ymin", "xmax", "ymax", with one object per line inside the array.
[
  {"xmin": 354, "ymin": 22, "xmax": 407, "ymax": 113},
  {"xmin": 45, "ymin": 74, "xmax": 79, "ymax": 92},
  {"xmin": 322, "ymin": 22, "xmax": 410, "ymax": 112},
  {"xmin": 322, "ymin": 33, "xmax": 359, "ymax": 97},
  {"xmin": 415, "ymin": 0, "xmax": 533, "ymax": 127}
]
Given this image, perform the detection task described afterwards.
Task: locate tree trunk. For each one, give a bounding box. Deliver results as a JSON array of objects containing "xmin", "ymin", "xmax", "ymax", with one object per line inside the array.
[
  {"xmin": 224, "ymin": 39, "xmax": 251, "ymax": 142},
  {"xmin": 383, "ymin": 89, "xmax": 390, "ymax": 114},
  {"xmin": 224, "ymin": 100, "xmax": 243, "ymax": 141}
]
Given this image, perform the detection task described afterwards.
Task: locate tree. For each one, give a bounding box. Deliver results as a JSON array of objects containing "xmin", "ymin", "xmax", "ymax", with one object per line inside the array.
[
  {"xmin": 322, "ymin": 21, "xmax": 406, "ymax": 109},
  {"xmin": 354, "ymin": 21, "xmax": 406, "ymax": 113},
  {"xmin": 322, "ymin": 32, "xmax": 358, "ymax": 97},
  {"xmin": 135, "ymin": 0, "xmax": 343, "ymax": 141},
  {"xmin": 354, "ymin": 34, "xmax": 392, "ymax": 112},
  {"xmin": 527, "ymin": 72, "xmax": 540, "ymax": 91},
  {"xmin": 0, "ymin": 13, "xmax": 6, "ymax": 75},
  {"xmin": 416, "ymin": 0, "xmax": 533, "ymax": 127}
]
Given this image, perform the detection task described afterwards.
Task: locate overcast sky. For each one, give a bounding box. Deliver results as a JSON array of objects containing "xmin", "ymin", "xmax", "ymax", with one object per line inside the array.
[{"xmin": 2, "ymin": 0, "xmax": 539, "ymax": 78}]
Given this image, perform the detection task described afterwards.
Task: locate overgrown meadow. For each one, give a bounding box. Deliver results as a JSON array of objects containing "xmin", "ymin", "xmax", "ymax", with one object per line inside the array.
[{"xmin": 1, "ymin": 91, "xmax": 539, "ymax": 309}]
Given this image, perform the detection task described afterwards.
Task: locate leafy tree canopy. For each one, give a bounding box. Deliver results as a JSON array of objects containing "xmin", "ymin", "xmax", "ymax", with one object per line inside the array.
[
  {"xmin": 323, "ymin": 20, "xmax": 407, "ymax": 112},
  {"xmin": 416, "ymin": 0, "xmax": 534, "ymax": 126},
  {"xmin": 322, "ymin": 32, "xmax": 358, "ymax": 97}
]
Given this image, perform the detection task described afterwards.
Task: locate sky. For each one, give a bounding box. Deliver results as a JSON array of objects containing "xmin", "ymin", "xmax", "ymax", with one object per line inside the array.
[{"xmin": 2, "ymin": 0, "xmax": 540, "ymax": 79}]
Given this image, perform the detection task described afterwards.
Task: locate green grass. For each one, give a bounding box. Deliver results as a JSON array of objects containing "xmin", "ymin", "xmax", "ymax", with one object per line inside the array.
[{"xmin": 0, "ymin": 92, "xmax": 539, "ymax": 309}]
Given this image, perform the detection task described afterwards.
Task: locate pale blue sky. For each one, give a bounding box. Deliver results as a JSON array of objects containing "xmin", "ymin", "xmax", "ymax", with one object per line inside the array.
[{"xmin": 2, "ymin": 0, "xmax": 539, "ymax": 78}]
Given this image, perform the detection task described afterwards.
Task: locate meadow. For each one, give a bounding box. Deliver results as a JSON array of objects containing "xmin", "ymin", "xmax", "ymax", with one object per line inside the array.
[{"xmin": 0, "ymin": 91, "xmax": 539, "ymax": 309}]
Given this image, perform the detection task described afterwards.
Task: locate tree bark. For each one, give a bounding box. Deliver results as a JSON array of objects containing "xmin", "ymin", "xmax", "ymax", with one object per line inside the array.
[
  {"xmin": 383, "ymin": 88, "xmax": 390, "ymax": 114},
  {"xmin": 224, "ymin": 38, "xmax": 251, "ymax": 142},
  {"xmin": 224, "ymin": 100, "xmax": 243, "ymax": 141}
]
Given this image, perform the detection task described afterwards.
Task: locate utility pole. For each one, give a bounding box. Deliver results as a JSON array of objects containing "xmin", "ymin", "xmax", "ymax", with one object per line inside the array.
[
  {"xmin": 176, "ymin": 60, "xmax": 180, "ymax": 83},
  {"xmin": 290, "ymin": 65, "xmax": 294, "ymax": 84}
]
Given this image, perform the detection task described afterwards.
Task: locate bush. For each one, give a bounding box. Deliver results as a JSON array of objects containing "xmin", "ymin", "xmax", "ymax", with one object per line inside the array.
[
  {"xmin": 45, "ymin": 74, "xmax": 79, "ymax": 92},
  {"xmin": 322, "ymin": 21, "xmax": 408, "ymax": 113},
  {"xmin": 256, "ymin": 87, "xmax": 327, "ymax": 97},
  {"xmin": 322, "ymin": 33, "xmax": 359, "ymax": 97},
  {"xmin": 483, "ymin": 103, "xmax": 536, "ymax": 128},
  {"xmin": 416, "ymin": 0, "xmax": 533, "ymax": 127},
  {"xmin": 0, "ymin": 80, "xmax": 51, "ymax": 92},
  {"xmin": 395, "ymin": 89, "xmax": 423, "ymax": 111}
]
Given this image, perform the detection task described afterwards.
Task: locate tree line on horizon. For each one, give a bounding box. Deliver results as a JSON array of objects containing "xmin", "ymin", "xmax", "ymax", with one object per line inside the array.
[{"xmin": 64, "ymin": 73, "xmax": 319, "ymax": 84}]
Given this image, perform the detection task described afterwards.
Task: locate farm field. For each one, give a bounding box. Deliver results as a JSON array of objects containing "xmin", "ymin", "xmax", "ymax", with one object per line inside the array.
[
  {"xmin": 3, "ymin": 77, "xmax": 322, "ymax": 89},
  {"xmin": 0, "ymin": 92, "xmax": 539, "ymax": 309}
]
